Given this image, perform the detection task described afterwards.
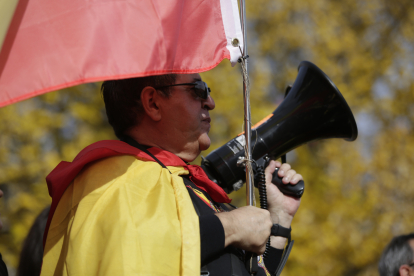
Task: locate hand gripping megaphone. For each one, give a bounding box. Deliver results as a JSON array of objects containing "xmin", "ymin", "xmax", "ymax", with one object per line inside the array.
[{"xmin": 201, "ymin": 61, "xmax": 358, "ymax": 195}]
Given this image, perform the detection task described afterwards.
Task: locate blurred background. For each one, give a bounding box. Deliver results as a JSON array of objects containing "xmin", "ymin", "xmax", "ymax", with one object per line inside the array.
[{"xmin": 1, "ymin": 0, "xmax": 414, "ymax": 275}]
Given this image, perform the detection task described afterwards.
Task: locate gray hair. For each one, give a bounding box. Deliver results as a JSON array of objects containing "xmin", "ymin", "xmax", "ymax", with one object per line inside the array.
[
  {"xmin": 101, "ymin": 74, "xmax": 177, "ymax": 139},
  {"xmin": 378, "ymin": 233, "xmax": 414, "ymax": 276}
]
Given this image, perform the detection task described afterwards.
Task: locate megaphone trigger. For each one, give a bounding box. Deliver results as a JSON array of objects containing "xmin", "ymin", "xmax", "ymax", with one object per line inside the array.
[{"xmin": 272, "ymin": 168, "xmax": 305, "ymax": 198}]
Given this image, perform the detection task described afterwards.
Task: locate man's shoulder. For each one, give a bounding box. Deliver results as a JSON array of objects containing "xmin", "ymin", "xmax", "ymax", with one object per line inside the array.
[
  {"xmin": 76, "ymin": 154, "xmax": 163, "ymax": 185},
  {"xmin": 69, "ymin": 156, "xmax": 169, "ymax": 208},
  {"xmin": 63, "ymin": 139, "xmax": 164, "ymax": 185},
  {"xmin": 73, "ymin": 140, "xmax": 141, "ymax": 162}
]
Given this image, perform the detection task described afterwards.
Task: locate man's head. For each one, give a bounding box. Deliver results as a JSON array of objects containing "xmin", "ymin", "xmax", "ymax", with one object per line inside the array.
[
  {"xmin": 102, "ymin": 73, "xmax": 215, "ymax": 162},
  {"xmin": 102, "ymin": 74, "xmax": 177, "ymax": 139},
  {"xmin": 379, "ymin": 233, "xmax": 414, "ymax": 276}
]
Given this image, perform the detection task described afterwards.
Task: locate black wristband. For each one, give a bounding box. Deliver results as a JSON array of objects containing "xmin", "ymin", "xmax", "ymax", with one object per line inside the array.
[{"xmin": 270, "ymin": 224, "xmax": 291, "ymax": 238}]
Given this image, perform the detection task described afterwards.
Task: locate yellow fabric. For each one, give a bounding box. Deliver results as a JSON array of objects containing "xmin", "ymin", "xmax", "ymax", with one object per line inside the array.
[{"xmin": 41, "ymin": 155, "xmax": 200, "ymax": 276}]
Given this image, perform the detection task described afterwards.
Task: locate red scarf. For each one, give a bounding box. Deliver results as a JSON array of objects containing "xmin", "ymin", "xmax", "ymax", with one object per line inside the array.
[{"xmin": 43, "ymin": 140, "xmax": 231, "ymax": 246}]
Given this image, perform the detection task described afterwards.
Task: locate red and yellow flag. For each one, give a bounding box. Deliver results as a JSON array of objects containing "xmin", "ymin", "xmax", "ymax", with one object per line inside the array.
[{"xmin": 0, "ymin": 0, "xmax": 243, "ymax": 107}]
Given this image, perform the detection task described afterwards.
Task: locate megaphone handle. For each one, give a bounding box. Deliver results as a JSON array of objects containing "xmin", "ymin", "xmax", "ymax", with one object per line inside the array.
[{"xmin": 272, "ymin": 168, "xmax": 305, "ymax": 198}]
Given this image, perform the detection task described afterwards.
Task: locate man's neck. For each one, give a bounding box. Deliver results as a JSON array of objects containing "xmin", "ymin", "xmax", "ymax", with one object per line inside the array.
[{"xmin": 125, "ymin": 127, "xmax": 199, "ymax": 162}]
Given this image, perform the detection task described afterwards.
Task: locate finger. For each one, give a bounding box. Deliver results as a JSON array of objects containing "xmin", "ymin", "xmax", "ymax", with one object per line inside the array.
[
  {"xmin": 252, "ymin": 240, "xmax": 268, "ymax": 255},
  {"xmin": 265, "ymin": 160, "xmax": 277, "ymax": 175},
  {"xmin": 283, "ymin": 169, "xmax": 297, "ymax": 183},
  {"xmin": 278, "ymin": 163, "xmax": 291, "ymax": 177},
  {"xmin": 290, "ymin": 173, "xmax": 303, "ymax": 184},
  {"xmin": 258, "ymin": 242, "xmax": 267, "ymax": 255},
  {"xmin": 274, "ymin": 160, "xmax": 282, "ymax": 168}
]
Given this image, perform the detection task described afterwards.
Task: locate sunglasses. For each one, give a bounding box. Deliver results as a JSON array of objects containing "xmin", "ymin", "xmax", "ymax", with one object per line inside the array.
[{"xmin": 155, "ymin": 81, "xmax": 211, "ymax": 100}]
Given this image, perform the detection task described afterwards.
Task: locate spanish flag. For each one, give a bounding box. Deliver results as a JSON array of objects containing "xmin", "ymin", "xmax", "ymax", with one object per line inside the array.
[
  {"xmin": 42, "ymin": 140, "xmax": 230, "ymax": 276},
  {"xmin": 0, "ymin": 0, "xmax": 243, "ymax": 107}
]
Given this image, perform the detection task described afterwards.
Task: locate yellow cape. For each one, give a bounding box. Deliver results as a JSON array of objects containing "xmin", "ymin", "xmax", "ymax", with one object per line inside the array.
[{"xmin": 42, "ymin": 155, "xmax": 200, "ymax": 276}]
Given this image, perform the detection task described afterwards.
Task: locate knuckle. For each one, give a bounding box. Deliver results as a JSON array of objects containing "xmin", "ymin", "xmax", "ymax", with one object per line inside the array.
[
  {"xmin": 293, "ymin": 174, "xmax": 302, "ymax": 182},
  {"xmin": 267, "ymin": 221, "xmax": 273, "ymax": 230},
  {"xmin": 258, "ymin": 245, "xmax": 266, "ymax": 255},
  {"xmin": 282, "ymin": 163, "xmax": 291, "ymax": 170},
  {"xmin": 263, "ymin": 208, "xmax": 270, "ymax": 214},
  {"xmin": 286, "ymin": 170, "xmax": 295, "ymax": 178}
]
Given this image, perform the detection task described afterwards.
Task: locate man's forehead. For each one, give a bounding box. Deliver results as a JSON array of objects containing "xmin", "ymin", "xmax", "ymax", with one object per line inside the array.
[{"xmin": 175, "ymin": 73, "xmax": 201, "ymax": 83}]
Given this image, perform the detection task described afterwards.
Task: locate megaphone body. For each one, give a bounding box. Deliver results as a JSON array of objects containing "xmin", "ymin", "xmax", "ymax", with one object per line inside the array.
[{"xmin": 201, "ymin": 61, "xmax": 358, "ymax": 194}]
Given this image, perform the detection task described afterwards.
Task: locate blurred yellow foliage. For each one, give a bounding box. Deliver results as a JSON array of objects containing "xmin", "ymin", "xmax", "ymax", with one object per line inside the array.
[{"xmin": 1, "ymin": 0, "xmax": 414, "ymax": 275}]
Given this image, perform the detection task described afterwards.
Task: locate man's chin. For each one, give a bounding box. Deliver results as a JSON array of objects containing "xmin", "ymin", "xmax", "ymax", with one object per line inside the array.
[{"xmin": 198, "ymin": 135, "xmax": 211, "ymax": 151}]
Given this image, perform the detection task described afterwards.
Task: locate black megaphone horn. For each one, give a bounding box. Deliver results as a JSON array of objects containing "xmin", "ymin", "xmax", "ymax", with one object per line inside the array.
[{"xmin": 201, "ymin": 61, "xmax": 358, "ymax": 195}]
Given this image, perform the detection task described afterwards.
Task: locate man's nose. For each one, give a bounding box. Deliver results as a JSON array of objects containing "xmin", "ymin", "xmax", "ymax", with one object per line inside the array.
[{"xmin": 203, "ymin": 95, "xmax": 215, "ymax": 110}]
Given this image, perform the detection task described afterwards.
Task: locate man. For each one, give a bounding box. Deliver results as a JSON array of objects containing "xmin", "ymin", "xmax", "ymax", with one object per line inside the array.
[
  {"xmin": 0, "ymin": 189, "xmax": 9, "ymax": 276},
  {"xmin": 41, "ymin": 73, "xmax": 302, "ymax": 275},
  {"xmin": 17, "ymin": 206, "xmax": 50, "ymax": 276},
  {"xmin": 379, "ymin": 233, "xmax": 414, "ymax": 276}
]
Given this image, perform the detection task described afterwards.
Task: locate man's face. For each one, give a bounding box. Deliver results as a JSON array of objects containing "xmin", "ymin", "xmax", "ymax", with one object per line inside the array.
[{"xmin": 157, "ymin": 73, "xmax": 215, "ymax": 161}]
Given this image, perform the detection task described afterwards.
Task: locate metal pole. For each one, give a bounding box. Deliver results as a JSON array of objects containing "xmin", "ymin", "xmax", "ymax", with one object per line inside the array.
[
  {"xmin": 239, "ymin": 0, "xmax": 254, "ymax": 206},
  {"xmin": 240, "ymin": 3, "xmax": 258, "ymax": 275}
]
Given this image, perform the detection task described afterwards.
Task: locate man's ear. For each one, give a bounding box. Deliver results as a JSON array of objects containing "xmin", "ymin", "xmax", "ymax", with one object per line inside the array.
[
  {"xmin": 141, "ymin": 86, "xmax": 162, "ymax": 121},
  {"xmin": 399, "ymin": 264, "xmax": 411, "ymax": 276}
]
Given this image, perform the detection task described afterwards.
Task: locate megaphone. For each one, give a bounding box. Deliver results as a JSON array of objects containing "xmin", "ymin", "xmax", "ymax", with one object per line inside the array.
[{"xmin": 201, "ymin": 61, "xmax": 358, "ymax": 194}]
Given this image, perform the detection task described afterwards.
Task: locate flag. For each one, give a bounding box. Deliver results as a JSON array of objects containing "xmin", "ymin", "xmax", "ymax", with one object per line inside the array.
[{"xmin": 0, "ymin": 0, "xmax": 243, "ymax": 107}]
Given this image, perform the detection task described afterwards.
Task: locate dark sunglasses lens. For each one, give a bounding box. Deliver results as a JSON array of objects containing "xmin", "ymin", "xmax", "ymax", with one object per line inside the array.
[{"xmin": 194, "ymin": 81, "xmax": 209, "ymax": 99}]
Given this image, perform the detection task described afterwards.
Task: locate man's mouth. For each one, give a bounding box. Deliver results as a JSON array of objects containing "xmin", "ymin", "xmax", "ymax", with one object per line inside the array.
[{"xmin": 203, "ymin": 117, "xmax": 211, "ymax": 123}]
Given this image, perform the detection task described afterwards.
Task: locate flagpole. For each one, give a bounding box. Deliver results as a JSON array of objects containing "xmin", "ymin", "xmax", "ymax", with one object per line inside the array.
[
  {"xmin": 239, "ymin": 0, "xmax": 254, "ymax": 207},
  {"xmin": 239, "ymin": 2, "xmax": 258, "ymax": 273}
]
